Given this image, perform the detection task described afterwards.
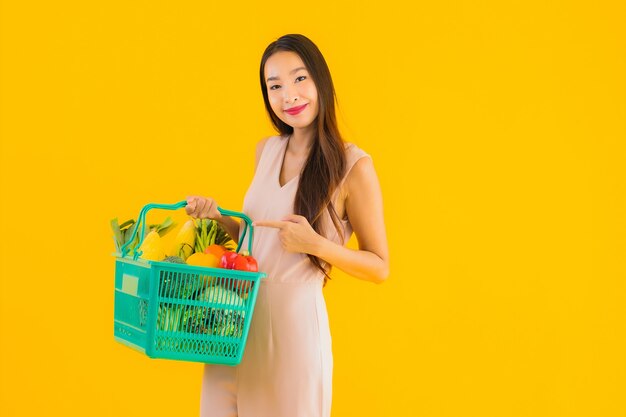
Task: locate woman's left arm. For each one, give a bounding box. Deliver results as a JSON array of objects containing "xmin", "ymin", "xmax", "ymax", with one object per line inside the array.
[
  {"xmin": 312, "ymin": 156, "xmax": 390, "ymax": 284},
  {"xmin": 253, "ymin": 156, "xmax": 389, "ymax": 284}
]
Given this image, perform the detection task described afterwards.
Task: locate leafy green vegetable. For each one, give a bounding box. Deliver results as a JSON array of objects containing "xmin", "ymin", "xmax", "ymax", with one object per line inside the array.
[
  {"xmin": 174, "ymin": 285, "xmax": 247, "ymax": 338},
  {"xmin": 181, "ymin": 305, "xmax": 245, "ymax": 338},
  {"xmin": 111, "ymin": 216, "xmax": 177, "ymax": 255},
  {"xmin": 156, "ymin": 304, "xmax": 184, "ymax": 332},
  {"xmin": 159, "ymin": 272, "xmax": 207, "ymax": 299},
  {"xmin": 155, "ymin": 283, "xmax": 247, "ymax": 341}
]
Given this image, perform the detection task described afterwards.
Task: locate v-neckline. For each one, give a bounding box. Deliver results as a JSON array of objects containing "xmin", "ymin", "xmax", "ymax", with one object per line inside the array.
[{"xmin": 277, "ymin": 135, "xmax": 300, "ymax": 190}]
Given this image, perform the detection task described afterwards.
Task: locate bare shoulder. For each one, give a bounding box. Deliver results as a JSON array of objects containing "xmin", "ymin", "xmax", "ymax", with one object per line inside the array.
[
  {"xmin": 345, "ymin": 155, "xmax": 375, "ymax": 196},
  {"xmin": 255, "ymin": 136, "xmax": 274, "ymax": 173}
]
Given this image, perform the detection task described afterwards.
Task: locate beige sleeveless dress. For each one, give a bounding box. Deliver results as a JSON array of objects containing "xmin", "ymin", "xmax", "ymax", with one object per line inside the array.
[{"xmin": 199, "ymin": 135, "xmax": 371, "ymax": 417}]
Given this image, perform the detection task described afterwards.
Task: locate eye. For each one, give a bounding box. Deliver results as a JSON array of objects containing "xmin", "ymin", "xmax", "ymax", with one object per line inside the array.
[{"xmin": 269, "ymin": 76, "xmax": 307, "ymax": 91}]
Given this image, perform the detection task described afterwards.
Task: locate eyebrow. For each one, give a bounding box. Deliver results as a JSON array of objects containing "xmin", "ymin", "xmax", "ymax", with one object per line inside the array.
[{"xmin": 266, "ymin": 66, "xmax": 307, "ymax": 83}]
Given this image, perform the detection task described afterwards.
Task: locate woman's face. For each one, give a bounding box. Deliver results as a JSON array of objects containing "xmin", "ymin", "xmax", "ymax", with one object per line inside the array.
[{"xmin": 264, "ymin": 51, "xmax": 319, "ymax": 130}]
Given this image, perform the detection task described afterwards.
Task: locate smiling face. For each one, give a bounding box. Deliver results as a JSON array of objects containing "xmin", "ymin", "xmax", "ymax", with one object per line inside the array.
[{"xmin": 264, "ymin": 51, "xmax": 319, "ymax": 130}]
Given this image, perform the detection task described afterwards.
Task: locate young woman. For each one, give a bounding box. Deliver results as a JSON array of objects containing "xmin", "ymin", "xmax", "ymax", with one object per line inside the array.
[{"xmin": 186, "ymin": 33, "xmax": 389, "ymax": 417}]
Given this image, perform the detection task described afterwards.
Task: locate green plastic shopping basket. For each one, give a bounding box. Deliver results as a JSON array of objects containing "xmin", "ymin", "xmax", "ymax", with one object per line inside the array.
[{"xmin": 113, "ymin": 200, "xmax": 266, "ymax": 365}]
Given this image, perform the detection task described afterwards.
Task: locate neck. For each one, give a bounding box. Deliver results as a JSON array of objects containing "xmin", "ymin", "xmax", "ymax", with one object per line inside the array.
[{"xmin": 288, "ymin": 127, "xmax": 315, "ymax": 155}]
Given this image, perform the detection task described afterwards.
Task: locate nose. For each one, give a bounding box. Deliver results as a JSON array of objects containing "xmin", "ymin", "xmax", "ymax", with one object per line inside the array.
[{"xmin": 282, "ymin": 86, "xmax": 299, "ymax": 104}]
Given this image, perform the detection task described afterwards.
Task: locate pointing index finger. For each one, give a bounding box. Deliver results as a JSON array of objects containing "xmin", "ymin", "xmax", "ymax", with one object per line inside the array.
[{"xmin": 253, "ymin": 220, "xmax": 285, "ymax": 229}]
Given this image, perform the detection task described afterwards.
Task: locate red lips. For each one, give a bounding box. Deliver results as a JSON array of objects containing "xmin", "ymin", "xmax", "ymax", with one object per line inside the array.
[{"xmin": 285, "ymin": 104, "xmax": 308, "ymax": 115}]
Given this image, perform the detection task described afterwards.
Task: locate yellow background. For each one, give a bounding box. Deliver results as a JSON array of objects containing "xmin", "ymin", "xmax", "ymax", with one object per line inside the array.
[{"xmin": 1, "ymin": 1, "xmax": 625, "ymax": 416}]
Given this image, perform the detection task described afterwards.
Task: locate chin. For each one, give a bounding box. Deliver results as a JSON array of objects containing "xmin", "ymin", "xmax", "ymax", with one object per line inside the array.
[
  {"xmin": 292, "ymin": 120, "xmax": 313, "ymax": 128},
  {"xmin": 278, "ymin": 117, "xmax": 307, "ymax": 128}
]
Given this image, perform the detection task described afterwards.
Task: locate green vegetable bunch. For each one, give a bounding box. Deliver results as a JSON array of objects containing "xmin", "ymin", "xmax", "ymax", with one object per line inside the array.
[
  {"xmin": 159, "ymin": 272, "xmax": 207, "ymax": 300},
  {"xmin": 155, "ymin": 284, "xmax": 247, "ymax": 338},
  {"xmin": 182, "ymin": 306, "xmax": 245, "ymax": 338}
]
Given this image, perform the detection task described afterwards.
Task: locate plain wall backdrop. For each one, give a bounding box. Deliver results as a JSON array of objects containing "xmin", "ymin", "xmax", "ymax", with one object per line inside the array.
[{"xmin": 1, "ymin": 1, "xmax": 625, "ymax": 416}]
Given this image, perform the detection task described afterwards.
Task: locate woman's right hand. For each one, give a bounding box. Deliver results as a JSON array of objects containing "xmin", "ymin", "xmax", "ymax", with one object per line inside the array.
[{"xmin": 185, "ymin": 195, "xmax": 223, "ymax": 221}]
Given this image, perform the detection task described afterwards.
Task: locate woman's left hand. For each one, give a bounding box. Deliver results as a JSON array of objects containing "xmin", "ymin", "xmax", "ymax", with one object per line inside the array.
[{"xmin": 253, "ymin": 214, "xmax": 322, "ymax": 254}]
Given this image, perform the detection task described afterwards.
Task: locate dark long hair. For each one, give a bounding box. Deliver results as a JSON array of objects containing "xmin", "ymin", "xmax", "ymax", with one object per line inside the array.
[{"xmin": 259, "ymin": 34, "xmax": 347, "ymax": 287}]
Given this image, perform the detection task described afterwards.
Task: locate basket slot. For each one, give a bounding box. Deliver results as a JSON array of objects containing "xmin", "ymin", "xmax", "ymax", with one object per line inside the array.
[
  {"xmin": 159, "ymin": 270, "xmax": 210, "ymax": 300},
  {"xmin": 157, "ymin": 297, "xmax": 247, "ymax": 311}
]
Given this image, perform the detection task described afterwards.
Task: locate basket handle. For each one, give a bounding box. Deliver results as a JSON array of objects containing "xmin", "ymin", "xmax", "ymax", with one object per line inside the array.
[{"xmin": 120, "ymin": 200, "xmax": 254, "ymax": 261}]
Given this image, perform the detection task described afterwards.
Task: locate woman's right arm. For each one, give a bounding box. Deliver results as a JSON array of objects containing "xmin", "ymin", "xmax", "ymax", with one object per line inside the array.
[
  {"xmin": 186, "ymin": 195, "xmax": 240, "ymax": 242},
  {"xmin": 216, "ymin": 215, "xmax": 241, "ymax": 243}
]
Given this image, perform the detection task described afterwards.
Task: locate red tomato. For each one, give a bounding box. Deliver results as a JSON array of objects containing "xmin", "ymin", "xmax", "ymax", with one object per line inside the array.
[
  {"xmin": 219, "ymin": 251, "xmax": 239, "ymax": 269},
  {"xmin": 218, "ymin": 251, "xmax": 259, "ymax": 295},
  {"xmin": 234, "ymin": 254, "xmax": 258, "ymax": 295},
  {"xmin": 233, "ymin": 255, "xmax": 258, "ymax": 272}
]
